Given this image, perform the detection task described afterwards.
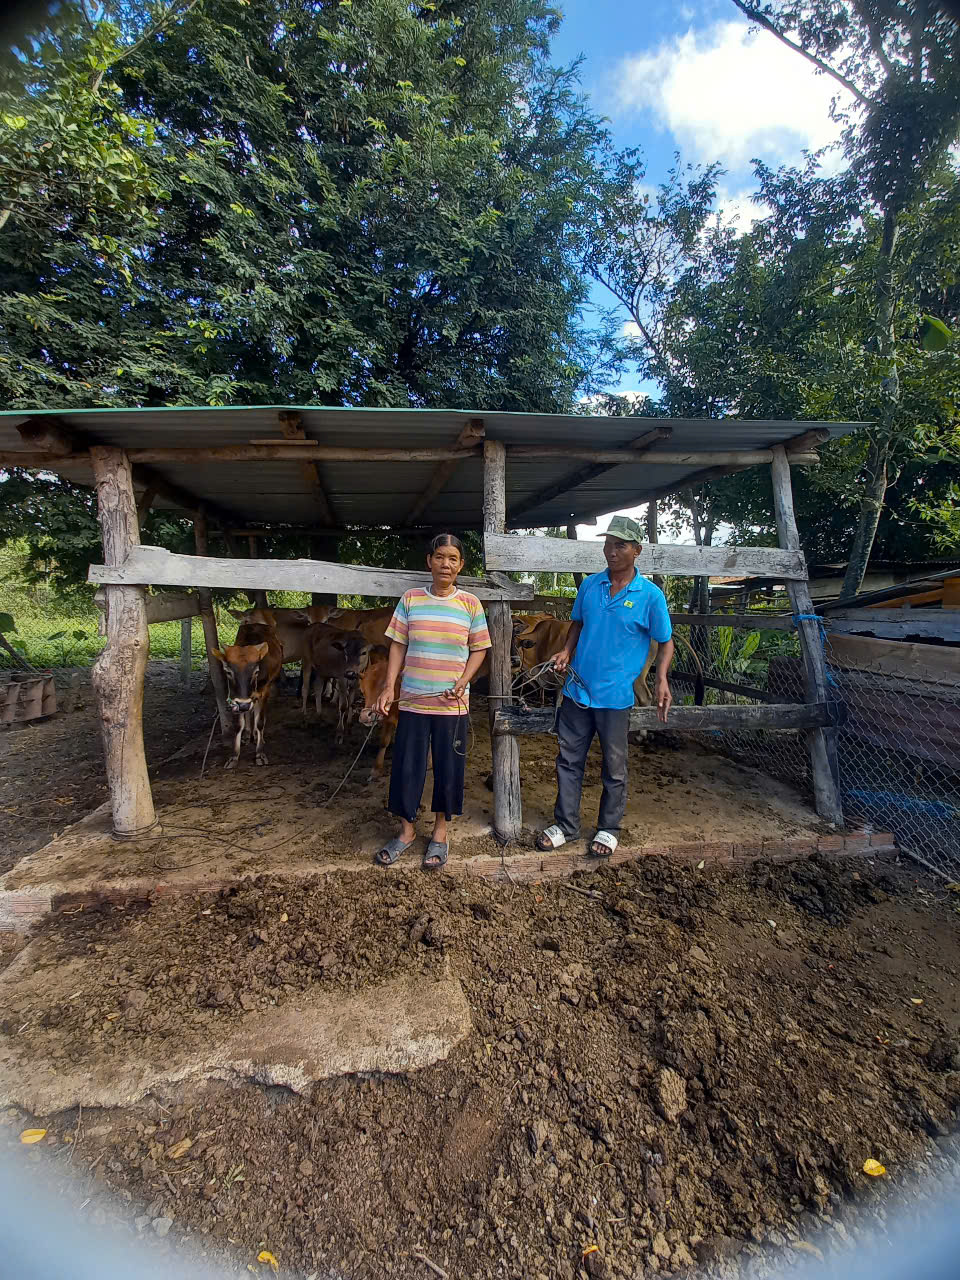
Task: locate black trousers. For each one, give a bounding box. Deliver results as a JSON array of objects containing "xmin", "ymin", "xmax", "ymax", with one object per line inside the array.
[
  {"xmin": 554, "ymin": 698, "xmax": 631, "ymax": 838},
  {"xmin": 388, "ymin": 711, "xmax": 468, "ymax": 822}
]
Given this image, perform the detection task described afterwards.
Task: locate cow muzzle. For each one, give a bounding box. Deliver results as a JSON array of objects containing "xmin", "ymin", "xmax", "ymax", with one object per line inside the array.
[{"xmin": 228, "ymin": 698, "xmax": 254, "ymax": 714}]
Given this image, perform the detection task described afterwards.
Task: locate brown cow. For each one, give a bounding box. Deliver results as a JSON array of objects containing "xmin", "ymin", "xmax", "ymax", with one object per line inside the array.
[
  {"xmin": 357, "ymin": 645, "xmax": 400, "ymax": 781},
  {"xmin": 228, "ymin": 607, "xmax": 314, "ymax": 667},
  {"xmin": 323, "ymin": 606, "xmax": 394, "ymax": 649},
  {"xmin": 513, "ymin": 614, "xmax": 657, "ymax": 705},
  {"xmin": 213, "ymin": 621, "xmax": 285, "ymax": 769},
  {"xmin": 300, "ymin": 621, "xmax": 370, "ymax": 743}
]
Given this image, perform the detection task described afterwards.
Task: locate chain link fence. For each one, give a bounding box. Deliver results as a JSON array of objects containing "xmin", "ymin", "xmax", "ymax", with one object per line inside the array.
[{"xmin": 662, "ymin": 620, "xmax": 960, "ymax": 879}]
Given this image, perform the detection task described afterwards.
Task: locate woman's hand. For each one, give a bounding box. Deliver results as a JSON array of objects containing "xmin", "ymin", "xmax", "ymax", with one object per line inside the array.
[
  {"xmin": 374, "ymin": 686, "xmax": 395, "ymax": 718},
  {"xmin": 444, "ymin": 676, "xmax": 469, "ymax": 703}
]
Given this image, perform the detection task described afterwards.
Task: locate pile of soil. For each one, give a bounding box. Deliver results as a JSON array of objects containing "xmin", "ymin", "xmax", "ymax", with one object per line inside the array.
[{"xmin": 4, "ymin": 852, "xmax": 959, "ymax": 1279}]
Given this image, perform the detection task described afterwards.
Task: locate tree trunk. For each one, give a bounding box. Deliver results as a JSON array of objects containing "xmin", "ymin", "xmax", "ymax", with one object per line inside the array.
[
  {"xmin": 839, "ymin": 438, "xmax": 889, "ymax": 600},
  {"xmin": 645, "ymin": 501, "xmax": 664, "ymax": 590},
  {"xmin": 89, "ymin": 446, "xmax": 159, "ymax": 838},
  {"xmin": 842, "ymin": 208, "xmax": 901, "ymax": 599}
]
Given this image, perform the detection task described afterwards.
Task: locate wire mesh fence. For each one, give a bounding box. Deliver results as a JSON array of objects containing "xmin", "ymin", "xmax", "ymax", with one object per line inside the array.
[{"xmin": 663, "ymin": 620, "xmax": 960, "ymax": 879}]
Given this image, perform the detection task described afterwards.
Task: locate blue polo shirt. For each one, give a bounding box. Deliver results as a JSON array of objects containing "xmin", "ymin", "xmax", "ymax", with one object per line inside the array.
[{"xmin": 565, "ymin": 568, "xmax": 672, "ymax": 710}]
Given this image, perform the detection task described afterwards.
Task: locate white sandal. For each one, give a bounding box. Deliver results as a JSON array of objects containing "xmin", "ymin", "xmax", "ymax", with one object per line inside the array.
[
  {"xmin": 536, "ymin": 824, "xmax": 567, "ymax": 852},
  {"xmin": 590, "ymin": 830, "xmax": 619, "ymax": 858}
]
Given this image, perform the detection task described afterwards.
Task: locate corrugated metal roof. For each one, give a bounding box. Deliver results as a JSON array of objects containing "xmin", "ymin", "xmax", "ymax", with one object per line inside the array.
[{"xmin": 0, "ymin": 405, "xmax": 865, "ymax": 529}]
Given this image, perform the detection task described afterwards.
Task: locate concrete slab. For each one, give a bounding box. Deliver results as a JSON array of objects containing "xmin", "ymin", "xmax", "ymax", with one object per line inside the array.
[{"xmin": 0, "ymin": 945, "xmax": 471, "ymax": 1113}]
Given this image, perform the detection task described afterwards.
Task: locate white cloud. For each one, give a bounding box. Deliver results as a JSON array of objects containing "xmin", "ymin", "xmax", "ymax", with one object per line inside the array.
[
  {"xmin": 621, "ymin": 321, "xmax": 643, "ymax": 339},
  {"xmin": 712, "ymin": 185, "xmax": 767, "ymax": 230},
  {"xmin": 615, "ymin": 19, "xmax": 850, "ymax": 171}
]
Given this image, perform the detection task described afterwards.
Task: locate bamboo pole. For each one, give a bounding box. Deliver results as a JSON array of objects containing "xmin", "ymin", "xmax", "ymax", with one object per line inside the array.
[
  {"xmin": 88, "ymin": 446, "xmax": 159, "ymax": 839},
  {"xmin": 483, "ymin": 440, "xmax": 522, "ymax": 844}
]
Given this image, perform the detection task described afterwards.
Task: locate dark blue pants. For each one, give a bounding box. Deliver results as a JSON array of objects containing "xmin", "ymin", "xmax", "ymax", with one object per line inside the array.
[
  {"xmin": 388, "ymin": 711, "xmax": 468, "ymax": 822},
  {"xmin": 554, "ymin": 699, "xmax": 631, "ymax": 838}
]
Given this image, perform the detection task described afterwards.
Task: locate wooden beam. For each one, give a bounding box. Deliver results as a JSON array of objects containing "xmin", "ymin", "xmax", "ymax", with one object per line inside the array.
[
  {"xmin": 484, "ymin": 534, "xmax": 808, "ymax": 581},
  {"xmin": 88, "ymin": 544, "xmax": 534, "ymax": 601},
  {"xmin": 278, "ymin": 409, "xmax": 337, "ymax": 527},
  {"xmin": 125, "ymin": 445, "xmax": 483, "ymax": 464},
  {"xmin": 771, "ymin": 444, "xmax": 843, "ymax": 826},
  {"xmin": 15, "ymin": 416, "xmax": 75, "ymax": 455},
  {"xmin": 669, "ymin": 669, "xmax": 778, "ymax": 703},
  {"xmin": 507, "ymin": 447, "xmax": 819, "ymax": 465},
  {"xmin": 823, "ymin": 610, "xmax": 960, "ymax": 641},
  {"xmin": 88, "ymin": 446, "xmax": 158, "ymax": 839},
  {"xmin": 494, "ymin": 701, "xmax": 836, "ymax": 736},
  {"xmin": 670, "ymin": 612, "xmax": 795, "ymax": 631},
  {"xmin": 484, "ymin": 439, "xmax": 523, "ymax": 843},
  {"xmin": 509, "ymin": 426, "xmax": 671, "ymax": 523},
  {"xmin": 180, "ymin": 618, "xmax": 192, "ymax": 690},
  {"xmin": 94, "ymin": 587, "xmax": 200, "ymax": 625},
  {"xmin": 404, "ymin": 418, "xmax": 485, "ymax": 525},
  {"xmin": 193, "ymin": 513, "xmax": 231, "ymax": 739},
  {"xmin": 606, "ymin": 428, "xmax": 832, "ymax": 513},
  {"xmin": 135, "ymin": 486, "xmax": 157, "ymax": 520}
]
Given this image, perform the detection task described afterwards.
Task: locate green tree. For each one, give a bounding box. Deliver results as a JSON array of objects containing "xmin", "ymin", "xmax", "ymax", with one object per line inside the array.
[{"xmin": 730, "ymin": 0, "xmax": 960, "ymax": 593}]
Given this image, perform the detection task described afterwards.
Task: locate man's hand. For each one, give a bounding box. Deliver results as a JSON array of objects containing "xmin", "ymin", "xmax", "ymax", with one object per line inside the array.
[
  {"xmin": 656, "ymin": 675, "xmax": 672, "ymax": 723},
  {"xmin": 551, "ymin": 649, "xmax": 572, "ymax": 673},
  {"xmin": 374, "ymin": 686, "xmax": 394, "ymax": 718}
]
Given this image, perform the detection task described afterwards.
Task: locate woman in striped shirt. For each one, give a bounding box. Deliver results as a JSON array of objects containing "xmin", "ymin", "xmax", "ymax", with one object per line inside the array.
[{"xmin": 373, "ymin": 534, "xmax": 491, "ymax": 870}]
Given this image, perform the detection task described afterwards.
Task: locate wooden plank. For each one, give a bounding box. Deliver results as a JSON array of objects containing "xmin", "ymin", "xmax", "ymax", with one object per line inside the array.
[
  {"xmin": 670, "ymin": 669, "xmax": 778, "ymax": 703},
  {"xmin": 824, "ymin": 610, "xmax": 960, "ymax": 641},
  {"xmin": 127, "ymin": 445, "xmax": 482, "ymax": 463},
  {"xmin": 94, "ymin": 588, "xmax": 200, "ymax": 625},
  {"xmin": 484, "ymin": 534, "xmax": 808, "ymax": 581},
  {"xmin": 404, "ymin": 419, "xmax": 484, "ymax": 524},
  {"xmin": 508, "ymin": 426, "xmax": 671, "ymax": 522},
  {"xmin": 88, "ymin": 447, "xmax": 158, "ymax": 839},
  {"xmin": 484, "ymin": 440, "xmax": 523, "ymax": 843},
  {"xmin": 771, "ymin": 444, "xmax": 843, "ymax": 825},
  {"xmin": 88, "ymin": 544, "xmax": 533, "ymax": 601},
  {"xmin": 827, "ymin": 633, "xmax": 960, "ymax": 685},
  {"xmin": 507, "ymin": 447, "xmax": 819, "ymax": 465},
  {"xmin": 494, "ymin": 702, "xmax": 834, "ymax": 736},
  {"xmin": 670, "ymin": 612, "xmax": 795, "ymax": 631}
]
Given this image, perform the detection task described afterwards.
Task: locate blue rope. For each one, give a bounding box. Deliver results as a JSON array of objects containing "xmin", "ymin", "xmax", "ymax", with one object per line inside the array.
[{"xmin": 792, "ymin": 613, "xmax": 838, "ymax": 687}]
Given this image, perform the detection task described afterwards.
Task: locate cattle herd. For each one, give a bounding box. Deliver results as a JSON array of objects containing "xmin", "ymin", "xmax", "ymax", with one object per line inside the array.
[{"xmin": 210, "ymin": 605, "xmax": 657, "ymax": 774}]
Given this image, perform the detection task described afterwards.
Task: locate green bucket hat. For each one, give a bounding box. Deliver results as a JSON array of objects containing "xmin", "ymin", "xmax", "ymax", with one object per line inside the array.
[{"xmin": 600, "ymin": 514, "xmax": 643, "ymax": 545}]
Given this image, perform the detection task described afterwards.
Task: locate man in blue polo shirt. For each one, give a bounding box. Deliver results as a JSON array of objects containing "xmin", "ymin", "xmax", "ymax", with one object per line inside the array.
[{"xmin": 535, "ymin": 515, "xmax": 675, "ymax": 858}]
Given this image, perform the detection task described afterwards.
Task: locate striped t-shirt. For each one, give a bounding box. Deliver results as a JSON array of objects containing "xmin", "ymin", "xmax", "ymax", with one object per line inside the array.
[{"xmin": 385, "ymin": 587, "xmax": 491, "ymax": 716}]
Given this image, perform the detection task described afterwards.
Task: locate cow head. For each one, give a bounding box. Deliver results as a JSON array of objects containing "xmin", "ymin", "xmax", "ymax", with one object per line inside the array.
[
  {"xmin": 329, "ymin": 629, "xmax": 370, "ymax": 683},
  {"xmin": 358, "ymin": 645, "xmax": 389, "ymax": 725},
  {"xmin": 212, "ymin": 643, "xmax": 271, "ymax": 714}
]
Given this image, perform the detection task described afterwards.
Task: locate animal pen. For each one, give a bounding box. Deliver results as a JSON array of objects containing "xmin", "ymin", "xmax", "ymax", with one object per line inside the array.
[{"xmin": 0, "ymin": 405, "xmax": 881, "ymax": 916}]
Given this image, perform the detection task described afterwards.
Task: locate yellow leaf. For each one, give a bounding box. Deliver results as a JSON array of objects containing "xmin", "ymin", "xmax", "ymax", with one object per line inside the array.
[
  {"xmin": 258, "ymin": 1251, "xmax": 279, "ymax": 1273},
  {"xmin": 945, "ymin": 882, "xmax": 960, "ymax": 893},
  {"xmin": 280, "ymin": 912, "xmax": 288, "ymax": 922},
  {"xmin": 168, "ymin": 1138, "xmax": 193, "ymax": 1159},
  {"xmin": 20, "ymin": 1129, "xmax": 47, "ymax": 1144},
  {"xmin": 911, "ymin": 998, "xmax": 923, "ymax": 1005},
  {"xmin": 863, "ymin": 1158, "xmax": 886, "ymax": 1177}
]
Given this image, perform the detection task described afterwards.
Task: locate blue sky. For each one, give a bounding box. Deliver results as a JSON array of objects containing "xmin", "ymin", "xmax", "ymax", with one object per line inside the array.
[{"xmin": 548, "ymin": 0, "xmax": 852, "ymax": 535}]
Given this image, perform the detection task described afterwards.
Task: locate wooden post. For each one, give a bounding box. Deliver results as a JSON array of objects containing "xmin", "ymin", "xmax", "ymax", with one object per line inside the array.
[
  {"xmin": 565, "ymin": 522, "xmax": 584, "ymax": 589},
  {"xmin": 194, "ymin": 511, "xmax": 231, "ymax": 738},
  {"xmin": 247, "ymin": 535, "xmax": 269, "ymax": 608},
  {"xmin": 645, "ymin": 500, "xmax": 665, "ymax": 591},
  {"xmin": 483, "ymin": 440, "xmax": 522, "ymax": 844},
  {"xmin": 89, "ymin": 446, "xmax": 159, "ymax": 838},
  {"xmin": 770, "ymin": 445, "xmax": 843, "ymax": 825},
  {"xmin": 180, "ymin": 618, "xmax": 192, "ymax": 690},
  {"xmin": 311, "ymin": 533, "xmax": 339, "ymax": 608}
]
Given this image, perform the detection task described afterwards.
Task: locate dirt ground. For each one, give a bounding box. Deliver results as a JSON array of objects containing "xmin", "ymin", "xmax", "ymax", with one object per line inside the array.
[
  {"xmin": 0, "ymin": 664, "xmax": 824, "ymax": 907},
  {"xmin": 2, "ymin": 663, "xmax": 960, "ymax": 1279},
  {"xmin": 0, "ymin": 662, "xmax": 213, "ymax": 877},
  {"xmin": 2, "ymin": 852, "xmax": 960, "ymax": 1279}
]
